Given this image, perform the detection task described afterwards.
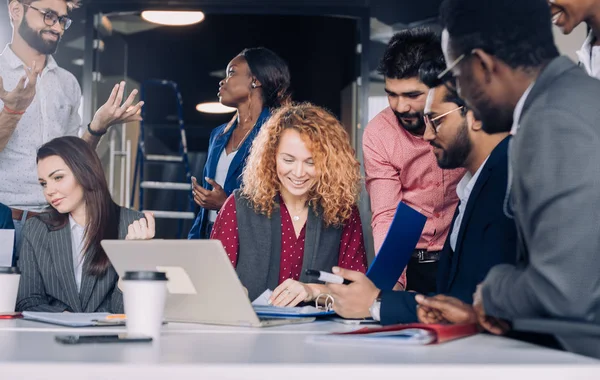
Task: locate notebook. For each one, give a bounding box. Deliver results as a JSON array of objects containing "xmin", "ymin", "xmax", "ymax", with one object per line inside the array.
[
  {"xmin": 0, "ymin": 229, "xmax": 15, "ymax": 267},
  {"xmin": 309, "ymin": 323, "xmax": 479, "ymax": 346},
  {"xmin": 366, "ymin": 202, "xmax": 427, "ymax": 290},
  {"xmin": 252, "ymin": 289, "xmax": 335, "ymax": 317},
  {"xmin": 22, "ymin": 312, "xmax": 126, "ymax": 327}
]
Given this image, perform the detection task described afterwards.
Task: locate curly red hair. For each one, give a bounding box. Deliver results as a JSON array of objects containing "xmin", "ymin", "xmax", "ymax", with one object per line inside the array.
[{"xmin": 241, "ymin": 103, "xmax": 361, "ymax": 227}]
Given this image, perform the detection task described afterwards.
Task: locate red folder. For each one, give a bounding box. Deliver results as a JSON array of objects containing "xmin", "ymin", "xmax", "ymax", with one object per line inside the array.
[{"xmin": 331, "ymin": 323, "xmax": 480, "ymax": 345}]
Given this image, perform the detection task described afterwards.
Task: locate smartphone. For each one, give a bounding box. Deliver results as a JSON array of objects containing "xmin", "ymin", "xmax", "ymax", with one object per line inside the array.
[{"xmin": 55, "ymin": 334, "xmax": 152, "ymax": 345}]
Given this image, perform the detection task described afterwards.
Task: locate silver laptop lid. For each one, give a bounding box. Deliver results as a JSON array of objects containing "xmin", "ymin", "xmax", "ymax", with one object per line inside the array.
[{"xmin": 101, "ymin": 239, "xmax": 262, "ymax": 327}]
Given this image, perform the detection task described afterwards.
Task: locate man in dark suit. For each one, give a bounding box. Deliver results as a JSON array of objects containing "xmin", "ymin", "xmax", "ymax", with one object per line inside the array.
[
  {"xmin": 415, "ymin": 0, "xmax": 600, "ymax": 356},
  {"xmin": 327, "ymin": 60, "xmax": 515, "ymax": 324}
]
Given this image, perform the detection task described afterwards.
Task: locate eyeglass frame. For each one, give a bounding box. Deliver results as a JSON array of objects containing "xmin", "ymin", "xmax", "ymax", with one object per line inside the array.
[
  {"xmin": 21, "ymin": 3, "xmax": 72, "ymax": 30},
  {"xmin": 424, "ymin": 106, "xmax": 465, "ymax": 134}
]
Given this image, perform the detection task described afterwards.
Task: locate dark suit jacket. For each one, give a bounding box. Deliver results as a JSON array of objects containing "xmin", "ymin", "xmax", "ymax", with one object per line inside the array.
[
  {"xmin": 482, "ymin": 57, "xmax": 600, "ymax": 325},
  {"xmin": 188, "ymin": 108, "xmax": 271, "ymax": 239},
  {"xmin": 16, "ymin": 207, "xmax": 143, "ymax": 313},
  {"xmin": 380, "ymin": 136, "xmax": 517, "ymax": 325}
]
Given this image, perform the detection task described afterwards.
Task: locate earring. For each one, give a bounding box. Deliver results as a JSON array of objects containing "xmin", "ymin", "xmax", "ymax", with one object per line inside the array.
[{"xmin": 251, "ymin": 83, "xmax": 256, "ymax": 88}]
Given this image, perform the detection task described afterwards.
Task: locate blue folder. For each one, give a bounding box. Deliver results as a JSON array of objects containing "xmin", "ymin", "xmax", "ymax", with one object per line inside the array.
[{"xmin": 366, "ymin": 202, "xmax": 427, "ymax": 290}]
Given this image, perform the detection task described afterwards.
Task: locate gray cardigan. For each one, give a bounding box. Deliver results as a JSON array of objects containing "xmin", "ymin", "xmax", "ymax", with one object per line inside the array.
[{"xmin": 16, "ymin": 207, "xmax": 143, "ymax": 313}]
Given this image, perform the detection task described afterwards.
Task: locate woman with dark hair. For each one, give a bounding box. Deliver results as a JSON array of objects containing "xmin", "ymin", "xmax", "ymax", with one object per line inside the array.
[
  {"xmin": 188, "ymin": 47, "xmax": 291, "ymax": 239},
  {"xmin": 16, "ymin": 136, "xmax": 154, "ymax": 313}
]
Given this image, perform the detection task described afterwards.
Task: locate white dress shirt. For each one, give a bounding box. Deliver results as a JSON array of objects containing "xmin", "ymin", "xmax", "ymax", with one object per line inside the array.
[
  {"xmin": 577, "ymin": 31, "xmax": 600, "ymax": 79},
  {"xmin": 0, "ymin": 45, "xmax": 82, "ymax": 211},
  {"xmin": 510, "ymin": 83, "xmax": 535, "ymax": 136},
  {"xmin": 208, "ymin": 149, "xmax": 237, "ymax": 222},
  {"xmin": 69, "ymin": 215, "xmax": 85, "ymax": 292},
  {"xmin": 449, "ymin": 157, "xmax": 489, "ymax": 252}
]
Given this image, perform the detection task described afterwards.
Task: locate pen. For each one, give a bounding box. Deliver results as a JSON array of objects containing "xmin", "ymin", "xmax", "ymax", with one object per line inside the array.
[{"xmin": 305, "ymin": 269, "xmax": 351, "ymax": 285}]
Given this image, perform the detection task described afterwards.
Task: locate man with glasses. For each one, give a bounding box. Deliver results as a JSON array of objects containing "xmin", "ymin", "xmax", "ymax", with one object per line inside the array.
[
  {"xmin": 0, "ymin": 0, "xmax": 143, "ymax": 256},
  {"xmin": 327, "ymin": 59, "xmax": 515, "ymax": 324},
  {"xmin": 414, "ymin": 0, "xmax": 600, "ymax": 356},
  {"xmin": 362, "ymin": 27, "xmax": 464, "ymax": 294}
]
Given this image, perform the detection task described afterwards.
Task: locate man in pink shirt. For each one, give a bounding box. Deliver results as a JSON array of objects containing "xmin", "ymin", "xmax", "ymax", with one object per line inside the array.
[{"xmin": 364, "ymin": 27, "xmax": 464, "ymax": 293}]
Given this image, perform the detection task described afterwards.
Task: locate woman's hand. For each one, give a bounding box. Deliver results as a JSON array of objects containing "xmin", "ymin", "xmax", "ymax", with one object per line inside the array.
[
  {"xmin": 125, "ymin": 212, "xmax": 155, "ymax": 240},
  {"xmin": 269, "ymin": 279, "xmax": 317, "ymax": 307},
  {"xmin": 191, "ymin": 176, "xmax": 228, "ymax": 210}
]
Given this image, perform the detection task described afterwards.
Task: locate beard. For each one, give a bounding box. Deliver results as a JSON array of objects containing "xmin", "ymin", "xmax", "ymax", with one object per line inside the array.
[
  {"xmin": 18, "ymin": 16, "xmax": 61, "ymax": 55},
  {"xmin": 471, "ymin": 101, "xmax": 513, "ymax": 134},
  {"xmin": 394, "ymin": 110, "xmax": 425, "ymax": 133},
  {"xmin": 430, "ymin": 119, "xmax": 472, "ymax": 169}
]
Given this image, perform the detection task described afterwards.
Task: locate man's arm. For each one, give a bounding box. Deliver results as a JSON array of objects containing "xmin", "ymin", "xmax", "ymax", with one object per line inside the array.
[
  {"xmin": 363, "ymin": 127, "xmax": 403, "ymax": 252},
  {"xmin": 482, "ymin": 108, "xmax": 600, "ymax": 321},
  {"xmin": 81, "ymin": 81, "xmax": 143, "ymax": 149},
  {"xmin": 0, "ymin": 111, "xmax": 24, "ymax": 151},
  {"xmin": 0, "ymin": 63, "xmax": 41, "ymax": 151},
  {"xmin": 379, "ymin": 290, "xmax": 419, "ymax": 325}
]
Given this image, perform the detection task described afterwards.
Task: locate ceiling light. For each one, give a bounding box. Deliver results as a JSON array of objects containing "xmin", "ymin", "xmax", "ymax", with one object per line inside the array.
[
  {"xmin": 196, "ymin": 102, "xmax": 236, "ymax": 114},
  {"xmin": 141, "ymin": 11, "xmax": 205, "ymax": 26}
]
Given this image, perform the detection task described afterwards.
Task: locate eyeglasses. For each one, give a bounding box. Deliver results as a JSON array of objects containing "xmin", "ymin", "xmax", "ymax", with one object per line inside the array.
[
  {"xmin": 424, "ymin": 106, "xmax": 464, "ymax": 134},
  {"xmin": 22, "ymin": 3, "xmax": 72, "ymax": 30}
]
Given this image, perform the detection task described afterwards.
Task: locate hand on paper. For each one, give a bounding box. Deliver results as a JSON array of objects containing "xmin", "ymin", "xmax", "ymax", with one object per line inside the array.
[
  {"xmin": 269, "ymin": 279, "xmax": 316, "ymax": 307},
  {"xmin": 327, "ymin": 266, "xmax": 379, "ymax": 319},
  {"xmin": 125, "ymin": 212, "xmax": 156, "ymax": 240},
  {"xmin": 191, "ymin": 176, "xmax": 228, "ymax": 210},
  {"xmin": 90, "ymin": 81, "xmax": 143, "ymax": 134},
  {"xmin": 415, "ymin": 294, "xmax": 478, "ymax": 324}
]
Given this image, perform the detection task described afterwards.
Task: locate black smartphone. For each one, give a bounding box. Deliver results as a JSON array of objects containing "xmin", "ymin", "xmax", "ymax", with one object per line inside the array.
[{"xmin": 55, "ymin": 334, "xmax": 152, "ymax": 345}]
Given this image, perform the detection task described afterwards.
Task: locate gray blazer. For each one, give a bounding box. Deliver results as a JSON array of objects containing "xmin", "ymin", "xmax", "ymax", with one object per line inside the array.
[
  {"xmin": 481, "ymin": 56, "xmax": 600, "ymax": 324},
  {"xmin": 16, "ymin": 207, "xmax": 143, "ymax": 313}
]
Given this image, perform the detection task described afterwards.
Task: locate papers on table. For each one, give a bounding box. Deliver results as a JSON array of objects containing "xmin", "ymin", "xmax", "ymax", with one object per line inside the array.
[
  {"xmin": 22, "ymin": 312, "xmax": 126, "ymax": 327},
  {"xmin": 308, "ymin": 323, "xmax": 479, "ymax": 346},
  {"xmin": 252, "ymin": 289, "xmax": 335, "ymax": 317},
  {"xmin": 0, "ymin": 229, "xmax": 15, "ymax": 267}
]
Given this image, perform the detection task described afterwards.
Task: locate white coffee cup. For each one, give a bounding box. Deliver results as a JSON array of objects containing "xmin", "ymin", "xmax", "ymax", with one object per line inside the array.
[
  {"xmin": 0, "ymin": 267, "xmax": 21, "ymax": 313},
  {"xmin": 122, "ymin": 271, "xmax": 168, "ymax": 340}
]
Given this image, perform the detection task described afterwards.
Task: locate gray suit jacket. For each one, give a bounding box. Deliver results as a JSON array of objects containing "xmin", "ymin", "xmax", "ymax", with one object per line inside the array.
[
  {"xmin": 16, "ymin": 207, "xmax": 143, "ymax": 313},
  {"xmin": 482, "ymin": 56, "xmax": 600, "ymax": 324}
]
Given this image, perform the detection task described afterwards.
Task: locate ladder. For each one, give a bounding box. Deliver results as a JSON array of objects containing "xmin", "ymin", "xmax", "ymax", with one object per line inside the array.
[{"xmin": 131, "ymin": 80, "xmax": 195, "ymax": 236}]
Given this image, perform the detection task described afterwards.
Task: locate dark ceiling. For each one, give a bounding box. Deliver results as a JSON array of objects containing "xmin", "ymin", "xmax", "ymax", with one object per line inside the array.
[{"xmin": 0, "ymin": 0, "xmax": 443, "ymax": 151}]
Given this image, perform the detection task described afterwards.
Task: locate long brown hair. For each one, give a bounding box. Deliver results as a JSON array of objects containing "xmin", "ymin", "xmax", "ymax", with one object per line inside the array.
[{"xmin": 36, "ymin": 136, "xmax": 119, "ymax": 276}]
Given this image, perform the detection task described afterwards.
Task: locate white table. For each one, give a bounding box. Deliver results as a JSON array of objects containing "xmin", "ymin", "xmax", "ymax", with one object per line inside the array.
[{"xmin": 1, "ymin": 319, "xmax": 598, "ymax": 379}]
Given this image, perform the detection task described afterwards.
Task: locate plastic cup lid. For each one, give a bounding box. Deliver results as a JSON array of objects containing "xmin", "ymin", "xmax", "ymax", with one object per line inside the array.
[
  {"xmin": 0, "ymin": 267, "xmax": 20, "ymax": 274},
  {"xmin": 123, "ymin": 271, "xmax": 167, "ymax": 281}
]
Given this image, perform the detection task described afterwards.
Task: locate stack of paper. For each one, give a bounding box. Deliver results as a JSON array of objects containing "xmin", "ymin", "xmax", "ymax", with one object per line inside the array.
[
  {"xmin": 22, "ymin": 312, "xmax": 125, "ymax": 327},
  {"xmin": 308, "ymin": 323, "xmax": 479, "ymax": 346},
  {"xmin": 252, "ymin": 289, "xmax": 335, "ymax": 317}
]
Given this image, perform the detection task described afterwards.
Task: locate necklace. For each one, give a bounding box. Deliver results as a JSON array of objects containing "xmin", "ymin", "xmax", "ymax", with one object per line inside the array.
[
  {"xmin": 231, "ymin": 125, "xmax": 254, "ymax": 152},
  {"xmin": 291, "ymin": 202, "xmax": 307, "ymax": 222}
]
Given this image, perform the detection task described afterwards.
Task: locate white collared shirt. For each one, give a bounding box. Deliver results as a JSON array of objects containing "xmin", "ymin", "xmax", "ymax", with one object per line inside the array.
[
  {"xmin": 68, "ymin": 215, "xmax": 85, "ymax": 292},
  {"xmin": 0, "ymin": 45, "xmax": 83, "ymax": 212},
  {"xmin": 449, "ymin": 157, "xmax": 489, "ymax": 252},
  {"xmin": 510, "ymin": 83, "xmax": 535, "ymax": 135},
  {"xmin": 208, "ymin": 149, "xmax": 237, "ymax": 222},
  {"xmin": 577, "ymin": 31, "xmax": 600, "ymax": 79}
]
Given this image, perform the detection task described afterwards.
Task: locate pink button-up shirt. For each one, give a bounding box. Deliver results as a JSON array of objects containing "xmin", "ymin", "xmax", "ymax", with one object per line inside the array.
[{"xmin": 363, "ymin": 107, "xmax": 465, "ymax": 254}]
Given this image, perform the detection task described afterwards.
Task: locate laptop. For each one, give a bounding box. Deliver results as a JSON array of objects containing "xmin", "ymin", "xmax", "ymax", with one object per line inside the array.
[{"xmin": 101, "ymin": 239, "xmax": 314, "ymax": 327}]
